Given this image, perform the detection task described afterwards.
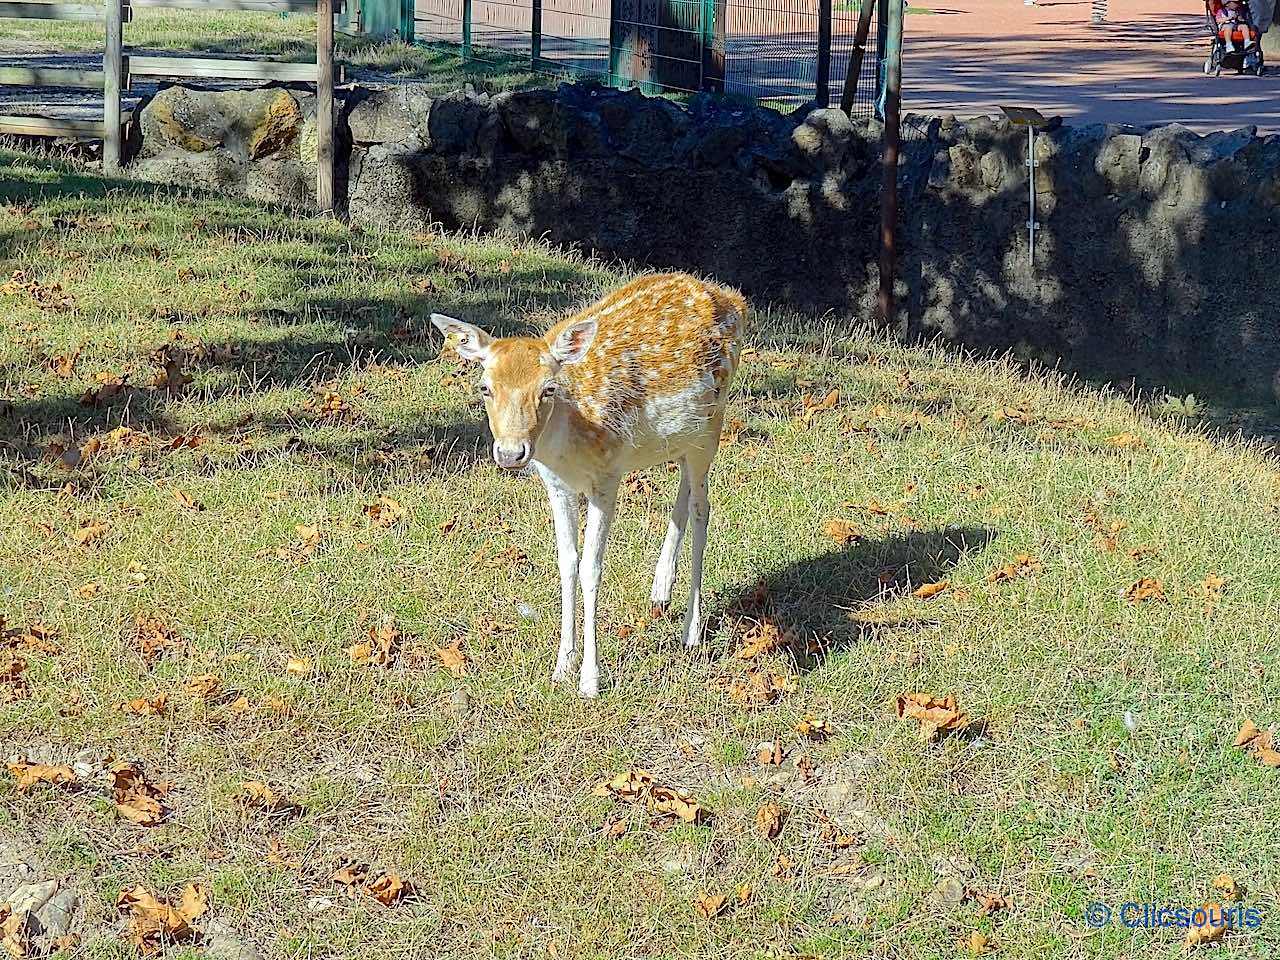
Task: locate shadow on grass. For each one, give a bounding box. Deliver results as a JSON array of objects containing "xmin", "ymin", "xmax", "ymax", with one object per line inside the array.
[{"xmin": 711, "ymin": 525, "xmax": 996, "ymax": 670}]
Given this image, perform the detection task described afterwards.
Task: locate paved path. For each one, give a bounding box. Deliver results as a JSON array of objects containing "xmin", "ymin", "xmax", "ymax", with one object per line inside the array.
[{"xmin": 902, "ymin": 0, "xmax": 1280, "ymax": 130}]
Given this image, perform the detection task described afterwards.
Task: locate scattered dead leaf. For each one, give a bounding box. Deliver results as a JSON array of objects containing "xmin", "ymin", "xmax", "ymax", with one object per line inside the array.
[
  {"xmin": 735, "ymin": 619, "xmax": 791, "ymax": 660},
  {"xmin": 1125, "ymin": 578, "xmax": 1166, "ymax": 604},
  {"xmin": 133, "ymin": 614, "xmax": 182, "ymax": 664},
  {"xmin": 362, "ymin": 496, "xmax": 404, "ymax": 528},
  {"xmin": 692, "ymin": 892, "xmax": 728, "ymax": 920},
  {"xmin": 1233, "ymin": 719, "xmax": 1280, "ymax": 768},
  {"xmin": 795, "ymin": 715, "xmax": 832, "ymax": 740},
  {"xmin": 987, "ymin": 554, "xmax": 1041, "ymax": 583},
  {"xmin": 1184, "ymin": 903, "xmax": 1228, "ymax": 948},
  {"xmin": 6, "ymin": 758, "xmax": 78, "ymax": 792},
  {"xmin": 184, "ymin": 674, "xmax": 222, "ymax": 701},
  {"xmin": 366, "ymin": 872, "xmax": 410, "ymax": 906},
  {"xmin": 800, "ymin": 388, "xmax": 840, "ymax": 424},
  {"xmin": 238, "ymin": 781, "xmax": 302, "ymax": 817},
  {"xmin": 434, "ymin": 638, "xmax": 467, "ymax": 677},
  {"xmin": 109, "ymin": 759, "xmax": 169, "ymax": 826},
  {"xmin": 1212, "ymin": 873, "xmax": 1243, "ymax": 902},
  {"xmin": 959, "ymin": 930, "xmax": 995, "ymax": 956},
  {"xmin": 349, "ymin": 620, "xmax": 402, "ymax": 668},
  {"xmin": 726, "ymin": 668, "xmax": 796, "ymax": 708},
  {"xmin": 755, "ymin": 801, "xmax": 784, "ymax": 839},
  {"xmin": 173, "ymin": 488, "xmax": 204, "ymax": 512},
  {"xmin": 895, "ymin": 692, "xmax": 971, "ymax": 742},
  {"xmin": 976, "ymin": 892, "xmax": 1009, "ymax": 915},
  {"xmin": 756, "ymin": 740, "xmax": 784, "ymax": 766},
  {"xmin": 821, "ymin": 518, "xmax": 863, "ymax": 547},
  {"xmin": 72, "ymin": 519, "xmax": 108, "ymax": 547},
  {"xmin": 912, "ymin": 580, "xmax": 949, "ymax": 599},
  {"xmin": 116, "ymin": 883, "xmax": 206, "ymax": 955},
  {"xmin": 118, "ymin": 694, "xmax": 168, "ymax": 716}
]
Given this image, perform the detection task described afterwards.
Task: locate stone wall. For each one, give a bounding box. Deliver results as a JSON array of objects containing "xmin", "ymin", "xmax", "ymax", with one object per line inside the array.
[{"xmin": 127, "ymin": 82, "xmax": 1280, "ymax": 403}]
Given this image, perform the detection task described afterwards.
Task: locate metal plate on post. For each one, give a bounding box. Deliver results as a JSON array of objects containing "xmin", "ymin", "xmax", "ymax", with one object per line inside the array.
[{"xmin": 998, "ymin": 105, "xmax": 1049, "ymax": 128}]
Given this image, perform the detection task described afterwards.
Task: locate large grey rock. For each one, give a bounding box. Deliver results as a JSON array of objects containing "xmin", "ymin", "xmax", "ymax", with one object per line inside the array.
[
  {"xmin": 131, "ymin": 85, "xmax": 314, "ymax": 207},
  {"xmin": 347, "ymin": 87, "xmax": 431, "ymax": 145},
  {"xmin": 791, "ymin": 107, "xmax": 854, "ymax": 169},
  {"xmin": 138, "ymin": 86, "xmax": 306, "ymax": 162}
]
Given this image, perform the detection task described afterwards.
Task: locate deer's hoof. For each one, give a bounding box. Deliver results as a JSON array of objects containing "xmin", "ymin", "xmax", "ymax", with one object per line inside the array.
[
  {"xmin": 551, "ymin": 666, "xmax": 572, "ymax": 685},
  {"xmin": 577, "ymin": 677, "xmax": 600, "ymax": 699},
  {"xmin": 649, "ymin": 601, "xmax": 671, "ymax": 620}
]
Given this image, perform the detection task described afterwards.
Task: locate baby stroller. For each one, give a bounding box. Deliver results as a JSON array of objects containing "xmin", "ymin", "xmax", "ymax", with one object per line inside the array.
[{"xmin": 1204, "ymin": 0, "xmax": 1265, "ymax": 75}]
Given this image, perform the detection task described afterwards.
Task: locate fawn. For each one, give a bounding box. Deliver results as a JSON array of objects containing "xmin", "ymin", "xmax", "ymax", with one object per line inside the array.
[{"xmin": 431, "ymin": 273, "xmax": 747, "ymax": 697}]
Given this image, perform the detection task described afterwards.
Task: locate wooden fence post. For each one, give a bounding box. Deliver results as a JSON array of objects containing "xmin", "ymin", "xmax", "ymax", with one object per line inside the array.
[
  {"xmin": 815, "ymin": 0, "xmax": 831, "ymax": 106},
  {"xmin": 317, "ymin": 0, "xmax": 335, "ymax": 214},
  {"xmin": 103, "ymin": 0, "xmax": 123, "ymax": 172}
]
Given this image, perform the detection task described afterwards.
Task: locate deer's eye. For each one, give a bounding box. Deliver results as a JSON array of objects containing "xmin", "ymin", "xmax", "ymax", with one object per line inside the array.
[
  {"xmin": 479, "ymin": 383, "xmax": 493, "ymax": 398},
  {"xmin": 541, "ymin": 384, "xmax": 557, "ymax": 400}
]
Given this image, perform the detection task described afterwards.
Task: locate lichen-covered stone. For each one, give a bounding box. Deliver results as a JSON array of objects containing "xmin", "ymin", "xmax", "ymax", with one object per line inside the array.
[{"xmin": 248, "ymin": 90, "xmax": 302, "ymax": 160}]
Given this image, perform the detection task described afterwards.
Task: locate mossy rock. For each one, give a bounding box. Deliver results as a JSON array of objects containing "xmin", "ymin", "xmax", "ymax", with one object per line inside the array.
[{"xmin": 138, "ymin": 86, "xmax": 306, "ymax": 162}]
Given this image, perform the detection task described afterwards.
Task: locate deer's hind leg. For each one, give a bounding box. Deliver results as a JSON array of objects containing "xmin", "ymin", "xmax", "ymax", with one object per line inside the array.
[
  {"xmin": 681, "ymin": 444, "xmax": 716, "ymax": 649},
  {"xmin": 649, "ymin": 459, "xmax": 691, "ymax": 618}
]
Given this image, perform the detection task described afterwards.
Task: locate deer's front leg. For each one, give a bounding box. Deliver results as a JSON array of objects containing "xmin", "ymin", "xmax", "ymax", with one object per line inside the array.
[
  {"xmin": 578, "ymin": 478, "xmax": 619, "ymax": 698},
  {"xmin": 541, "ymin": 469, "xmax": 580, "ymax": 685}
]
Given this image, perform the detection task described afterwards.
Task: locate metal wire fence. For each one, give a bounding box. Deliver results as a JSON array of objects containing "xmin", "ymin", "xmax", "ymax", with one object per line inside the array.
[{"xmin": 414, "ymin": 0, "xmax": 884, "ymax": 115}]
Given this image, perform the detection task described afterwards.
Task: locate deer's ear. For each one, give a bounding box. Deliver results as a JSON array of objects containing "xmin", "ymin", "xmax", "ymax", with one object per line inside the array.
[
  {"xmin": 431, "ymin": 313, "xmax": 492, "ymax": 362},
  {"xmin": 549, "ymin": 319, "xmax": 597, "ymax": 364}
]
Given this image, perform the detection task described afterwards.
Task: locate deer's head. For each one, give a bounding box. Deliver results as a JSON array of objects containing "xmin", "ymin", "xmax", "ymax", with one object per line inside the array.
[{"xmin": 430, "ymin": 313, "xmax": 597, "ymax": 470}]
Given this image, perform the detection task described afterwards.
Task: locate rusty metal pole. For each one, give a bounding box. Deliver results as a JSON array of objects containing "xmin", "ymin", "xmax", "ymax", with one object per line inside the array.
[
  {"xmin": 839, "ymin": 0, "xmax": 878, "ymax": 116},
  {"xmin": 876, "ymin": 0, "xmax": 903, "ymax": 325}
]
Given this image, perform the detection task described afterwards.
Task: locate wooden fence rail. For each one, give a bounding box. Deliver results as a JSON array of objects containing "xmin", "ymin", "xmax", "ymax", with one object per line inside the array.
[
  {"xmin": 0, "ymin": 1, "xmax": 129, "ymax": 20},
  {"xmin": 0, "ymin": 65, "xmax": 118, "ymax": 87}
]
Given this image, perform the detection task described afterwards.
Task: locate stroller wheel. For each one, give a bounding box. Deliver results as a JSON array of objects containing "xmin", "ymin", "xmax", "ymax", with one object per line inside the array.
[
  {"xmin": 1255, "ymin": 63, "xmax": 1265, "ymax": 76},
  {"xmin": 1204, "ymin": 56, "xmax": 1215, "ymax": 74}
]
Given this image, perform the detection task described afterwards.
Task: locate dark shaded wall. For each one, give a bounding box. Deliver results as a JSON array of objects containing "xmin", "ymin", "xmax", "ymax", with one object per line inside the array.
[{"xmin": 127, "ymin": 81, "xmax": 1280, "ymax": 403}]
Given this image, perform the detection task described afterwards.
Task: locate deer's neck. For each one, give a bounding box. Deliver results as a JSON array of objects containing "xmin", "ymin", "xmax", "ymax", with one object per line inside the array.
[{"xmin": 533, "ymin": 398, "xmax": 615, "ymax": 495}]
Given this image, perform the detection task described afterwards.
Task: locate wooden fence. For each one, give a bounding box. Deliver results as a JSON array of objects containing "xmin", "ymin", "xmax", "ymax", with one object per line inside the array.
[{"xmin": 0, "ymin": 0, "xmax": 344, "ymax": 212}]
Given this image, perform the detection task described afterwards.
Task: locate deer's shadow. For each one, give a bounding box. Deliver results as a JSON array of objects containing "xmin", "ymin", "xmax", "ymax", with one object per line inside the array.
[{"xmin": 711, "ymin": 526, "xmax": 997, "ymax": 671}]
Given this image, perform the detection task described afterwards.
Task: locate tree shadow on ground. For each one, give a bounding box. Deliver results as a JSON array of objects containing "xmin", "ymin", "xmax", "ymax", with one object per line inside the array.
[{"xmin": 710, "ymin": 525, "xmax": 996, "ymax": 670}]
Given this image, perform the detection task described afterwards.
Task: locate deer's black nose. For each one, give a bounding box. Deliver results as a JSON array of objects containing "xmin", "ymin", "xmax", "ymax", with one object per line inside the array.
[{"xmin": 493, "ymin": 441, "xmax": 531, "ymax": 470}]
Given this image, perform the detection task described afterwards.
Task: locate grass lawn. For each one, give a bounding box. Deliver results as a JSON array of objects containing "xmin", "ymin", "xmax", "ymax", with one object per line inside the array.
[{"xmin": 1, "ymin": 149, "xmax": 1279, "ymax": 960}]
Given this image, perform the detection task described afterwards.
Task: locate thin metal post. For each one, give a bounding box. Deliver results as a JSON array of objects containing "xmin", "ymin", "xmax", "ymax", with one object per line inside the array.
[
  {"xmin": 400, "ymin": 0, "xmax": 413, "ymax": 40},
  {"xmin": 876, "ymin": 0, "xmax": 902, "ymax": 325},
  {"xmin": 816, "ymin": 0, "xmax": 832, "ymax": 106},
  {"xmin": 839, "ymin": 0, "xmax": 877, "ymax": 116},
  {"xmin": 462, "ymin": 0, "xmax": 472, "ymax": 58},
  {"xmin": 1027, "ymin": 125, "xmax": 1037, "ymax": 267},
  {"xmin": 532, "ymin": 0, "xmax": 542, "ymax": 67},
  {"xmin": 317, "ymin": 0, "xmax": 335, "ymax": 214},
  {"xmin": 103, "ymin": 0, "xmax": 123, "ymax": 172}
]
